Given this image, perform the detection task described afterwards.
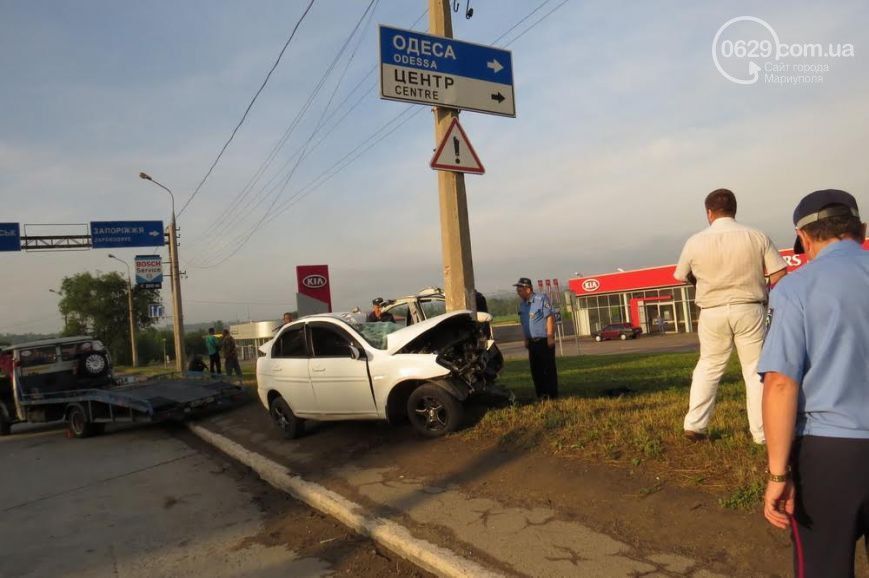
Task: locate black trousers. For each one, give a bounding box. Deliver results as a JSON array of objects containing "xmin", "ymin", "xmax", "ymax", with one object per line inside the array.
[
  {"xmin": 791, "ymin": 435, "xmax": 869, "ymax": 577},
  {"xmin": 528, "ymin": 339, "xmax": 558, "ymax": 399},
  {"xmin": 209, "ymin": 353, "xmax": 221, "ymax": 374}
]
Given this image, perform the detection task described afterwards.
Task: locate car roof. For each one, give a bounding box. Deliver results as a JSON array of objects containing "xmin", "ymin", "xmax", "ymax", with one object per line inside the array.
[{"xmin": 1, "ymin": 336, "xmax": 96, "ymax": 352}]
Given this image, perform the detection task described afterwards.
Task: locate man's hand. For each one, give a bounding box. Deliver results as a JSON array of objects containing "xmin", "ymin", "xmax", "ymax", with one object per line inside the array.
[
  {"xmin": 763, "ymin": 479, "xmax": 795, "ymax": 529},
  {"xmin": 547, "ymin": 334, "xmax": 555, "ymax": 348}
]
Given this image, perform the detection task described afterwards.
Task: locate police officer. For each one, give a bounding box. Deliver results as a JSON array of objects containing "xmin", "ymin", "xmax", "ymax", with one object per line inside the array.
[
  {"xmin": 759, "ymin": 189, "xmax": 868, "ymax": 576},
  {"xmin": 515, "ymin": 277, "xmax": 558, "ymax": 400},
  {"xmin": 367, "ymin": 297, "xmax": 395, "ymax": 323}
]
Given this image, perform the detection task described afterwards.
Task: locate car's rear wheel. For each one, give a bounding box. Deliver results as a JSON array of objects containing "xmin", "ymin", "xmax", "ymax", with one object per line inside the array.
[
  {"xmin": 407, "ymin": 383, "xmax": 463, "ymax": 438},
  {"xmin": 0, "ymin": 411, "xmax": 11, "ymax": 436},
  {"xmin": 79, "ymin": 353, "xmax": 109, "ymax": 377},
  {"xmin": 594, "ymin": 335, "xmax": 602, "ymax": 342},
  {"xmin": 619, "ymin": 333, "xmax": 628, "ymax": 341},
  {"xmin": 270, "ymin": 397, "xmax": 304, "ymax": 439},
  {"xmin": 67, "ymin": 404, "xmax": 99, "ymax": 438}
]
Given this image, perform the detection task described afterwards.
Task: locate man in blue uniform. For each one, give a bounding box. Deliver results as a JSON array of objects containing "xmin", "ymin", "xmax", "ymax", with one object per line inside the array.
[
  {"xmin": 758, "ymin": 189, "xmax": 868, "ymax": 577},
  {"xmin": 515, "ymin": 277, "xmax": 558, "ymax": 400}
]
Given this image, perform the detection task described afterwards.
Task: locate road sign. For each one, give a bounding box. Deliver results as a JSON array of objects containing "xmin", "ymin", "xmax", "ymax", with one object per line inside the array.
[
  {"xmin": 90, "ymin": 221, "xmax": 164, "ymax": 249},
  {"xmin": 430, "ymin": 118, "xmax": 485, "ymax": 174},
  {"xmin": 379, "ymin": 25, "xmax": 515, "ymax": 117},
  {"xmin": 0, "ymin": 223, "xmax": 21, "ymax": 252},
  {"xmin": 148, "ymin": 303, "xmax": 164, "ymax": 319},
  {"xmin": 135, "ymin": 255, "xmax": 163, "ymax": 289}
]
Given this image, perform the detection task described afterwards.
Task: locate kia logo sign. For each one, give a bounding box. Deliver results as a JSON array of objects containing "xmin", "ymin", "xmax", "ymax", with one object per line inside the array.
[
  {"xmin": 582, "ymin": 279, "xmax": 600, "ymax": 292},
  {"xmin": 302, "ymin": 274, "xmax": 327, "ymax": 289}
]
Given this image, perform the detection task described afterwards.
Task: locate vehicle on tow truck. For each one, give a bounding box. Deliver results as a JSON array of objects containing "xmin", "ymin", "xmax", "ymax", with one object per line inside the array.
[{"xmin": 0, "ymin": 336, "xmax": 243, "ymax": 438}]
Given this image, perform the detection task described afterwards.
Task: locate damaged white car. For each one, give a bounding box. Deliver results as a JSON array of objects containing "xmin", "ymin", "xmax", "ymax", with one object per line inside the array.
[{"xmin": 256, "ymin": 310, "xmax": 507, "ymax": 438}]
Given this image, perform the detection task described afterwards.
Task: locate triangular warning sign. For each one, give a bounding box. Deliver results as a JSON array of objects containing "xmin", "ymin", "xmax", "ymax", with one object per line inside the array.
[{"xmin": 430, "ymin": 118, "xmax": 485, "ymax": 175}]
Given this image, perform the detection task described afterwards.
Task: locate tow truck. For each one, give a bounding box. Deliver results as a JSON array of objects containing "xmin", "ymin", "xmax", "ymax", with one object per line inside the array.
[{"xmin": 0, "ymin": 336, "xmax": 243, "ymax": 438}]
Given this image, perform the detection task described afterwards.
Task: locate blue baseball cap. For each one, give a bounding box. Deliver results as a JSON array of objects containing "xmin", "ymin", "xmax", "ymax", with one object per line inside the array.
[{"xmin": 792, "ymin": 189, "xmax": 860, "ymax": 254}]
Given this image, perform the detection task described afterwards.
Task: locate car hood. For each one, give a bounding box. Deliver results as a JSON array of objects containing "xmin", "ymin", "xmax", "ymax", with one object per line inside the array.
[{"xmin": 385, "ymin": 310, "xmax": 485, "ymax": 354}]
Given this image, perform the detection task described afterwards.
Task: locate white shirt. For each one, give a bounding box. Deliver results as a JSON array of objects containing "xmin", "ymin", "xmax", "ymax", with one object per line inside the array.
[{"xmin": 674, "ymin": 217, "xmax": 787, "ymax": 309}]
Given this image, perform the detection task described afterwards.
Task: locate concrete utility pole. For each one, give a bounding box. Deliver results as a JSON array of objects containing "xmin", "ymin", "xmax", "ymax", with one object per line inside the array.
[
  {"xmin": 430, "ymin": 0, "xmax": 476, "ymax": 312},
  {"xmin": 139, "ymin": 172, "xmax": 186, "ymax": 373},
  {"xmin": 108, "ymin": 254, "xmax": 139, "ymax": 368}
]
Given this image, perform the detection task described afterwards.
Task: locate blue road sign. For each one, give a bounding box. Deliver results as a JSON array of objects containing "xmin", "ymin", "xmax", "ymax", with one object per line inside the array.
[
  {"xmin": 380, "ymin": 25, "xmax": 515, "ymax": 117},
  {"xmin": 148, "ymin": 303, "xmax": 164, "ymax": 318},
  {"xmin": 0, "ymin": 223, "xmax": 21, "ymax": 252},
  {"xmin": 90, "ymin": 221, "xmax": 164, "ymax": 249}
]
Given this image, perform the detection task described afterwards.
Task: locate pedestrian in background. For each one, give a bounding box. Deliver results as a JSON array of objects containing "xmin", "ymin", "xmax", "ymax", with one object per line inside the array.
[
  {"xmin": 282, "ymin": 312, "xmax": 293, "ymax": 325},
  {"xmin": 759, "ymin": 189, "xmax": 868, "ymax": 576},
  {"xmin": 475, "ymin": 290, "xmax": 488, "ymax": 313},
  {"xmin": 205, "ymin": 327, "xmax": 221, "ymax": 375},
  {"xmin": 221, "ymin": 328, "xmax": 243, "ymax": 383},
  {"xmin": 675, "ymin": 189, "xmax": 787, "ymax": 443},
  {"xmin": 515, "ymin": 277, "xmax": 558, "ymax": 400}
]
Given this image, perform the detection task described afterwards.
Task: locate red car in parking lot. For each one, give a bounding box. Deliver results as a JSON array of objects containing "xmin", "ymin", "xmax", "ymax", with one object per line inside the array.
[{"xmin": 592, "ymin": 323, "xmax": 642, "ymax": 342}]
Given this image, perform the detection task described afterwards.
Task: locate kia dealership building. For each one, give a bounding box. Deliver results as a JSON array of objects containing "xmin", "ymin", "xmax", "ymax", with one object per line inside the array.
[{"xmin": 567, "ymin": 239, "xmax": 869, "ymax": 337}]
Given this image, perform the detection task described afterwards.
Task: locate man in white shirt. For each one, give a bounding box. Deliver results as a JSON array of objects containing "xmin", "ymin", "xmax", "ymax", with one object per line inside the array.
[{"xmin": 674, "ymin": 189, "xmax": 788, "ymax": 444}]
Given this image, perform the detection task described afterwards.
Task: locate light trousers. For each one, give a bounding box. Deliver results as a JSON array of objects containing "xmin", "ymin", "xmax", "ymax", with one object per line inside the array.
[{"xmin": 683, "ymin": 303, "xmax": 766, "ymax": 442}]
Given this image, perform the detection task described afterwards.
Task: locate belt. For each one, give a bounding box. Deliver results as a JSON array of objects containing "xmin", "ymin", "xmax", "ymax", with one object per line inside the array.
[
  {"xmin": 700, "ymin": 301, "xmax": 764, "ymax": 310},
  {"xmin": 529, "ymin": 337, "xmax": 548, "ymax": 343}
]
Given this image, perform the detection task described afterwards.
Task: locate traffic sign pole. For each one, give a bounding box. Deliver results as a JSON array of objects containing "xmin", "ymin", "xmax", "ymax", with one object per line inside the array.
[
  {"xmin": 168, "ymin": 213, "xmax": 185, "ymax": 373},
  {"xmin": 430, "ymin": 0, "xmax": 475, "ymax": 313}
]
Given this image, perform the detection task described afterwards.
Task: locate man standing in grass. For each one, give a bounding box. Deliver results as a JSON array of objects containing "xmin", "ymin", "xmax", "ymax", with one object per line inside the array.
[
  {"xmin": 205, "ymin": 327, "xmax": 221, "ymax": 375},
  {"xmin": 515, "ymin": 277, "xmax": 558, "ymax": 400},
  {"xmin": 760, "ymin": 190, "xmax": 868, "ymax": 576},
  {"xmin": 674, "ymin": 189, "xmax": 787, "ymax": 443}
]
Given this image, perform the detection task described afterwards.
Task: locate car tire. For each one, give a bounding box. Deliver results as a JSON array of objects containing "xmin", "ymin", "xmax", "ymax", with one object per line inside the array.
[
  {"xmin": 620, "ymin": 333, "xmax": 628, "ymax": 341},
  {"xmin": 67, "ymin": 404, "xmax": 98, "ymax": 438},
  {"xmin": 0, "ymin": 411, "xmax": 11, "ymax": 436},
  {"xmin": 270, "ymin": 397, "xmax": 304, "ymax": 439},
  {"xmin": 79, "ymin": 353, "xmax": 109, "ymax": 378},
  {"xmin": 594, "ymin": 335, "xmax": 602, "ymax": 342},
  {"xmin": 407, "ymin": 383, "xmax": 463, "ymax": 438}
]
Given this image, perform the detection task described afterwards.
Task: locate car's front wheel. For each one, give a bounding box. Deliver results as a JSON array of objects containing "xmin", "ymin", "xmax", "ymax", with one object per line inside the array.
[
  {"xmin": 594, "ymin": 335, "xmax": 602, "ymax": 342},
  {"xmin": 269, "ymin": 397, "xmax": 304, "ymax": 439},
  {"xmin": 407, "ymin": 383, "xmax": 463, "ymax": 438}
]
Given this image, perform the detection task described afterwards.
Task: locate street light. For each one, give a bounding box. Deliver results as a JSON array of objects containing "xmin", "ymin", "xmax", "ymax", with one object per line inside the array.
[
  {"xmin": 108, "ymin": 254, "xmax": 138, "ymax": 368},
  {"xmin": 139, "ymin": 171, "xmax": 185, "ymax": 372}
]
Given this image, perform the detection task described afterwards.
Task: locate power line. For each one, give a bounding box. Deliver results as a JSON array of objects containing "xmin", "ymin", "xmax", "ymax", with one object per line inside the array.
[
  {"xmin": 186, "ymin": 0, "xmax": 381, "ymax": 263},
  {"xmin": 190, "ymin": 0, "xmax": 571, "ymax": 268},
  {"xmin": 176, "ymin": 0, "xmax": 317, "ymax": 219}
]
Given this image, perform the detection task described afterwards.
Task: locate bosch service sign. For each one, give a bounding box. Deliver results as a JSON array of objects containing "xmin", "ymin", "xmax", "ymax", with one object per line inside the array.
[
  {"xmin": 296, "ymin": 265, "xmax": 332, "ymax": 312},
  {"xmin": 135, "ymin": 255, "xmax": 163, "ymax": 289}
]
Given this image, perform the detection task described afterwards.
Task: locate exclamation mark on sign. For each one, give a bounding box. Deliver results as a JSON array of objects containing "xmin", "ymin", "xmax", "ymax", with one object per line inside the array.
[{"xmin": 453, "ymin": 137, "xmax": 460, "ymax": 164}]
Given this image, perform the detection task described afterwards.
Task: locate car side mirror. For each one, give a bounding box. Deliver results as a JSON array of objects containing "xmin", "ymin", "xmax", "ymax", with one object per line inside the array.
[{"xmin": 349, "ymin": 344, "xmax": 367, "ymax": 361}]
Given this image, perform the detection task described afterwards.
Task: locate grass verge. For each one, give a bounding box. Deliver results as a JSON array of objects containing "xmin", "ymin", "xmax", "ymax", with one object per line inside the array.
[{"xmin": 463, "ymin": 352, "xmax": 767, "ymax": 510}]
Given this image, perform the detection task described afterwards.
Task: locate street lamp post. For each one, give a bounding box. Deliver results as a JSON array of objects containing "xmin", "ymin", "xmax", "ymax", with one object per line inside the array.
[
  {"xmin": 139, "ymin": 172, "xmax": 186, "ymax": 373},
  {"xmin": 108, "ymin": 254, "xmax": 138, "ymax": 368}
]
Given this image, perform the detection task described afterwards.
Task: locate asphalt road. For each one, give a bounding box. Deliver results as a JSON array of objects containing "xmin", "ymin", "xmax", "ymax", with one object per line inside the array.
[
  {"xmin": 0, "ymin": 423, "xmax": 429, "ymax": 578},
  {"xmin": 498, "ymin": 333, "xmax": 700, "ymax": 360}
]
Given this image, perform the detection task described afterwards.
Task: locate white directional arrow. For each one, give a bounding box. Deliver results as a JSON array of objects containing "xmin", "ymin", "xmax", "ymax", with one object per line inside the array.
[
  {"xmin": 148, "ymin": 230, "xmax": 161, "ymax": 237},
  {"xmin": 487, "ymin": 59, "xmax": 503, "ymax": 74}
]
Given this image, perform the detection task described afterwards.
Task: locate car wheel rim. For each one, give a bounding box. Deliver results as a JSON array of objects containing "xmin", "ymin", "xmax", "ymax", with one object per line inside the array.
[
  {"xmin": 85, "ymin": 355, "xmax": 105, "ymax": 373},
  {"xmin": 71, "ymin": 412, "xmax": 84, "ymax": 434},
  {"xmin": 413, "ymin": 396, "xmax": 447, "ymax": 432},
  {"xmin": 272, "ymin": 406, "xmax": 290, "ymax": 431}
]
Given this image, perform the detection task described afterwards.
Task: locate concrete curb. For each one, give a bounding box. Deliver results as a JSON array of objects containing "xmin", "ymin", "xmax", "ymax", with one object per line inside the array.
[{"xmin": 188, "ymin": 423, "xmax": 503, "ymax": 578}]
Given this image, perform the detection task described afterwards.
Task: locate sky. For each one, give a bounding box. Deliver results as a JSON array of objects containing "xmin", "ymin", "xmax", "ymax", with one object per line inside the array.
[{"xmin": 1, "ymin": 0, "xmax": 867, "ymax": 333}]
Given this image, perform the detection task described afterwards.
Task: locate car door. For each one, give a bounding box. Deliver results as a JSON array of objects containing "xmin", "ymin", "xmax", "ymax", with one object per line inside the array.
[
  {"xmin": 265, "ymin": 324, "xmax": 316, "ymax": 413},
  {"xmin": 307, "ymin": 322, "xmax": 376, "ymax": 416}
]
